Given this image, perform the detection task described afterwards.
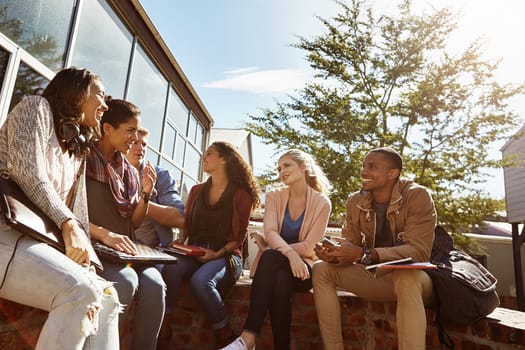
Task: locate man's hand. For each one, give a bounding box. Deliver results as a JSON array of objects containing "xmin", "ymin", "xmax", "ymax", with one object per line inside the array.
[
  {"xmin": 141, "ymin": 161, "xmax": 157, "ymax": 194},
  {"xmin": 315, "ymin": 240, "xmax": 363, "ymax": 266}
]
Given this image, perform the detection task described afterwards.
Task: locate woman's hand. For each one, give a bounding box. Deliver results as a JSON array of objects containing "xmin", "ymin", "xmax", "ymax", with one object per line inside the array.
[
  {"xmin": 141, "ymin": 161, "xmax": 157, "ymax": 194},
  {"xmin": 195, "ymin": 247, "xmax": 219, "ymax": 263},
  {"xmin": 284, "ymin": 249, "xmax": 309, "ymax": 280},
  {"xmin": 62, "ymin": 219, "xmax": 91, "ymax": 265},
  {"xmin": 102, "ymin": 231, "xmax": 137, "ymax": 255},
  {"xmin": 250, "ymin": 231, "xmax": 267, "ymax": 251}
]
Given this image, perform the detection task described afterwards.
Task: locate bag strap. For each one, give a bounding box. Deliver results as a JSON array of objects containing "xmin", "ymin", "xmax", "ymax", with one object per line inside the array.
[
  {"xmin": 430, "ymin": 274, "xmax": 455, "ymax": 350},
  {"xmin": 65, "ymin": 159, "xmax": 86, "ymax": 209}
]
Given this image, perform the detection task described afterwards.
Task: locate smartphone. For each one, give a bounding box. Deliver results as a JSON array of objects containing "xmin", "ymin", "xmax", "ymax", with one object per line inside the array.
[{"xmin": 321, "ymin": 237, "xmax": 340, "ymax": 247}]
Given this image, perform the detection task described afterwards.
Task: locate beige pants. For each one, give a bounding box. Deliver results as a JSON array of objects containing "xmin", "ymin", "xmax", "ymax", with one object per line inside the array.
[{"xmin": 312, "ymin": 262, "xmax": 433, "ymax": 350}]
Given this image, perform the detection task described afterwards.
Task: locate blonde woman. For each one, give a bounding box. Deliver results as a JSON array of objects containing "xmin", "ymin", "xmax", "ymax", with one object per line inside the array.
[{"xmin": 222, "ymin": 149, "xmax": 331, "ymax": 350}]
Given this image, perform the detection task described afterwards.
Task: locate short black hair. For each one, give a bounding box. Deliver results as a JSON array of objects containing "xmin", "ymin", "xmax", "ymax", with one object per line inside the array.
[{"xmin": 369, "ymin": 147, "xmax": 403, "ymax": 171}]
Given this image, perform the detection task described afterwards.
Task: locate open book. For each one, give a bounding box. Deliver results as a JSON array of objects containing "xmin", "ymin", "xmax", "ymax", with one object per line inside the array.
[
  {"xmin": 159, "ymin": 243, "xmax": 205, "ymax": 256},
  {"xmin": 365, "ymin": 257, "xmax": 436, "ymax": 271}
]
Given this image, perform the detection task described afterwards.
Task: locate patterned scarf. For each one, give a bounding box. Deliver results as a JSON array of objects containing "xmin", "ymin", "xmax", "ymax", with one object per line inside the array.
[{"xmin": 86, "ymin": 145, "xmax": 140, "ymax": 218}]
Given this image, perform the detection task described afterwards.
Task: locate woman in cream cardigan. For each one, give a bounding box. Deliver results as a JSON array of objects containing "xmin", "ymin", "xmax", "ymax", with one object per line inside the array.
[{"xmin": 221, "ymin": 149, "xmax": 331, "ymax": 350}]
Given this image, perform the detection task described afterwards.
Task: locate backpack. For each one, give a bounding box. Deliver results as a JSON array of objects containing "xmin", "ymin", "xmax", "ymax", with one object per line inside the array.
[{"xmin": 425, "ymin": 226, "xmax": 500, "ymax": 349}]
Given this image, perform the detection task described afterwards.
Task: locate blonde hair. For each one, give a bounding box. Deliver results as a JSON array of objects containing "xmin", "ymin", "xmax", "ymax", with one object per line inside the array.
[{"xmin": 279, "ymin": 149, "xmax": 330, "ymax": 195}]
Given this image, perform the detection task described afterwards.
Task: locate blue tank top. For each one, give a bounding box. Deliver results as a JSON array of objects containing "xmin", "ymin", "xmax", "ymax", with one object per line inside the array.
[{"xmin": 281, "ymin": 204, "xmax": 305, "ymax": 244}]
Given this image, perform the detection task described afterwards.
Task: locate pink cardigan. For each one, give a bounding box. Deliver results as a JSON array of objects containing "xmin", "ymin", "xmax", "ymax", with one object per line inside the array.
[{"xmin": 250, "ymin": 186, "xmax": 331, "ymax": 277}]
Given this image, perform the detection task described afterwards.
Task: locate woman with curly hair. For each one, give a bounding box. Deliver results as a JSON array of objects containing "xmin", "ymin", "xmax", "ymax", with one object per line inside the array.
[
  {"xmin": 161, "ymin": 141, "xmax": 259, "ymax": 347},
  {"xmin": 221, "ymin": 149, "xmax": 331, "ymax": 350}
]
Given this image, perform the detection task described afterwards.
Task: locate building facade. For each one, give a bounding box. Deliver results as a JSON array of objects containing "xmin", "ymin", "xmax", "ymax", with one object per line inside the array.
[{"xmin": 0, "ymin": 0, "xmax": 213, "ymax": 197}]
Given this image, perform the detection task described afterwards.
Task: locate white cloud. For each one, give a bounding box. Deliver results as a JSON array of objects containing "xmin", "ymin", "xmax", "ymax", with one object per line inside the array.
[{"xmin": 202, "ymin": 67, "xmax": 314, "ymax": 95}]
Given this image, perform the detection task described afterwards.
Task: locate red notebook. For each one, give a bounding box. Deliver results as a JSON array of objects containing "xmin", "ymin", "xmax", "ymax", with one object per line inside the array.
[{"xmin": 160, "ymin": 243, "xmax": 205, "ymax": 256}]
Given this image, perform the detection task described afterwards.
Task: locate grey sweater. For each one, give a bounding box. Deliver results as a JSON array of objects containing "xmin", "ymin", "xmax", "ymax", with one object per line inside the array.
[{"xmin": 0, "ymin": 96, "xmax": 89, "ymax": 232}]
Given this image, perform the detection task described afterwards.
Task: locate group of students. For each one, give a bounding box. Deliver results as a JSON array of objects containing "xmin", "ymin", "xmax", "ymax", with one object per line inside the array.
[{"xmin": 0, "ymin": 67, "xmax": 437, "ymax": 350}]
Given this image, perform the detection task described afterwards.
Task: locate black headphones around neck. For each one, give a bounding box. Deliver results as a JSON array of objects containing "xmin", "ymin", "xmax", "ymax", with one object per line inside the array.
[{"xmin": 57, "ymin": 119, "xmax": 92, "ymax": 154}]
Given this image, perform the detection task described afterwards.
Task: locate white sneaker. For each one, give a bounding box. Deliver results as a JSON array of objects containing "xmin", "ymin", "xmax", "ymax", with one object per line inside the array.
[{"xmin": 219, "ymin": 336, "xmax": 252, "ymax": 350}]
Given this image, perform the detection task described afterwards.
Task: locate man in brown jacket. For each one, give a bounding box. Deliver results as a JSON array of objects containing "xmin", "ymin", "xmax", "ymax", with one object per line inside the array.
[{"xmin": 313, "ymin": 147, "xmax": 437, "ymax": 350}]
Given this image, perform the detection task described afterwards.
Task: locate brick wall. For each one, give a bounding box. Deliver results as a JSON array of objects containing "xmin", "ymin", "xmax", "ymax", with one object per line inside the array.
[
  {"xmin": 156, "ymin": 273, "xmax": 525, "ymax": 350},
  {"xmin": 1, "ymin": 273, "xmax": 525, "ymax": 350}
]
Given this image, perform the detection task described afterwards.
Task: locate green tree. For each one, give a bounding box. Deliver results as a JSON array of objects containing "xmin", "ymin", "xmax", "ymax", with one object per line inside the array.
[{"xmin": 246, "ymin": 0, "xmax": 523, "ymax": 231}]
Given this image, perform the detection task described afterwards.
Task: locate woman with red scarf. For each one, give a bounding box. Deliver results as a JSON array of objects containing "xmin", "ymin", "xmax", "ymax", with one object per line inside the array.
[{"xmin": 86, "ymin": 98, "xmax": 163, "ymax": 350}]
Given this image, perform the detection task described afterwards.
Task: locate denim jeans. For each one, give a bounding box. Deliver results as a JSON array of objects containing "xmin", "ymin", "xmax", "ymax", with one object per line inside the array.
[
  {"xmin": 0, "ymin": 221, "xmax": 120, "ymax": 350},
  {"xmin": 99, "ymin": 259, "xmax": 166, "ymax": 350},
  {"xmin": 312, "ymin": 261, "xmax": 433, "ymax": 350},
  {"xmin": 162, "ymin": 253, "xmax": 242, "ymax": 329},
  {"xmin": 244, "ymin": 249, "xmax": 312, "ymax": 350}
]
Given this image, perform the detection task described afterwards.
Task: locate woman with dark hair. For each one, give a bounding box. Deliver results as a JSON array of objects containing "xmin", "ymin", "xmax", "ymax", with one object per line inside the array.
[
  {"xmin": 0, "ymin": 67, "xmax": 120, "ymax": 349},
  {"xmin": 86, "ymin": 98, "xmax": 164, "ymax": 350},
  {"xmin": 161, "ymin": 141, "xmax": 260, "ymax": 347},
  {"xmin": 221, "ymin": 149, "xmax": 332, "ymax": 350}
]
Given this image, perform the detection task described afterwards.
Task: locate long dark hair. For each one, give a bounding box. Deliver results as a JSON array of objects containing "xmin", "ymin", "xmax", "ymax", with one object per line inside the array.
[
  {"xmin": 212, "ymin": 141, "xmax": 260, "ymax": 209},
  {"xmin": 42, "ymin": 67, "xmax": 102, "ymax": 155}
]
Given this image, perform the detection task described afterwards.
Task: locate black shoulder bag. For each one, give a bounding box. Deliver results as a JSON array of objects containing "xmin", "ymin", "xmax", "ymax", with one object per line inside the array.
[{"xmin": 426, "ymin": 226, "xmax": 499, "ymax": 349}]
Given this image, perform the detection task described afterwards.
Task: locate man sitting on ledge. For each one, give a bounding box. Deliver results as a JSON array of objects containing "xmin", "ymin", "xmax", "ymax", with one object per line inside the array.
[{"xmin": 313, "ymin": 147, "xmax": 436, "ymax": 350}]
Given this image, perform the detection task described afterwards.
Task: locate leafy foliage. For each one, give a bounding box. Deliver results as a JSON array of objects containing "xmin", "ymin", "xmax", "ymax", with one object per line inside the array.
[{"xmin": 246, "ymin": 0, "xmax": 524, "ymax": 231}]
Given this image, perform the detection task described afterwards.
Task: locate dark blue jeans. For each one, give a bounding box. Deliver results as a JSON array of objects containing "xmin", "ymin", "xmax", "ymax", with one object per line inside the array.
[
  {"xmin": 162, "ymin": 253, "xmax": 242, "ymax": 329},
  {"xmin": 244, "ymin": 249, "xmax": 312, "ymax": 350}
]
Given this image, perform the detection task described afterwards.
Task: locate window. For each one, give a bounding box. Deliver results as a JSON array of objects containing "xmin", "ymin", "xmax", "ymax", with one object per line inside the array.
[
  {"xmin": 0, "ymin": 47, "xmax": 9, "ymax": 96},
  {"xmin": 175, "ymin": 135, "xmax": 186, "ymax": 167},
  {"xmin": 158, "ymin": 159, "xmax": 182, "ymax": 194},
  {"xmin": 188, "ymin": 113, "xmax": 197, "ymax": 142},
  {"xmin": 184, "ymin": 143, "xmax": 201, "ymax": 180},
  {"xmin": 127, "ymin": 44, "xmax": 168, "ymax": 151},
  {"xmin": 0, "ymin": 0, "xmax": 75, "ymax": 70},
  {"xmin": 70, "ymin": 0, "xmax": 132, "ymax": 98},
  {"xmin": 163, "ymin": 121, "xmax": 176, "ymax": 159},
  {"xmin": 167, "ymin": 88, "xmax": 188, "ymax": 134},
  {"xmin": 9, "ymin": 61, "xmax": 48, "ymax": 111}
]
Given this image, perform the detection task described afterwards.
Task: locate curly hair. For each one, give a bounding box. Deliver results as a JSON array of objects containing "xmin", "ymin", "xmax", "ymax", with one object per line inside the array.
[
  {"xmin": 42, "ymin": 67, "xmax": 102, "ymax": 155},
  {"xmin": 211, "ymin": 141, "xmax": 260, "ymax": 209},
  {"xmin": 279, "ymin": 149, "xmax": 330, "ymax": 195}
]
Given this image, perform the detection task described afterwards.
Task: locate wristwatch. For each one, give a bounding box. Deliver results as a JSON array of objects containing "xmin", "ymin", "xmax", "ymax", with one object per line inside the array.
[{"xmin": 360, "ymin": 247, "xmax": 373, "ymax": 265}]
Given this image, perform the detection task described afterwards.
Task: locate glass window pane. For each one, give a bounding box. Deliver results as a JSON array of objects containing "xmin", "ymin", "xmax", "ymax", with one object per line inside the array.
[
  {"xmin": 127, "ymin": 45, "xmax": 168, "ymax": 151},
  {"xmin": 158, "ymin": 159, "xmax": 182, "ymax": 193},
  {"xmin": 180, "ymin": 174, "xmax": 197, "ymax": 202},
  {"xmin": 9, "ymin": 61, "xmax": 49, "ymax": 112},
  {"xmin": 195, "ymin": 123, "xmax": 204, "ymax": 150},
  {"xmin": 0, "ymin": 47, "xmax": 10, "ymax": 97},
  {"xmin": 0, "ymin": 0, "xmax": 74, "ymax": 70},
  {"xmin": 175, "ymin": 135, "xmax": 185, "ymax": 166},
  {"xmin": 188, "ymin": 113, "xmax": 197, "ymax": 141},
  {"xmin": 184, "ymin": 144, "xmax": 201, "ymax": 179},
  {"xmin": 167, "ymin": 88, "xmax": 188, "ymax": 133},
  {"xmin": 70, "ymin": 0, "xmax": 132, "ymax": 98},
  {"xmin": 145, "ymin": 147, "xmax": 159, "ymax": 166},
  {"xmin": 162, "ymin": 122, "xmax": 176, "ymax": 159}
]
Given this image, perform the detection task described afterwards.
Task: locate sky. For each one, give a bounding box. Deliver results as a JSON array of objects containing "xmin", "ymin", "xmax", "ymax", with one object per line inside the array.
[{"xmin": 138, "ymin": 0, "xmax": 525, "ymax": 199}]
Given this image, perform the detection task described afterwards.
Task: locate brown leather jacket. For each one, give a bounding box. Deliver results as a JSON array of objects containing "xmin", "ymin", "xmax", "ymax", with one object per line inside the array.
[{"xmin": 342, "ymin": 178, "xmax": 436, "ymax": 262}]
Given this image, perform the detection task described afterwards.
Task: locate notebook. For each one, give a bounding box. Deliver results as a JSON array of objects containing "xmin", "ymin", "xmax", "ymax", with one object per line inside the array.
[
  {"xmin": 93, "ymin": 241, "xmax": 178, "ymax": 264},
  {"xmin": 159, "ymin": 243, "xmax": 205, "ymax": 256},
  {"xmin": 0, "ymin": 176, "xmax": 103, "ymax": 271}
]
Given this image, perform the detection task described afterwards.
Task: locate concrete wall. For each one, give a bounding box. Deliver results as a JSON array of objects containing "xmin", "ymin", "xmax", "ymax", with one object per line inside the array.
[{"xmin": 467, "ymin": 233, "xmax": 525, "ymax": 298}]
